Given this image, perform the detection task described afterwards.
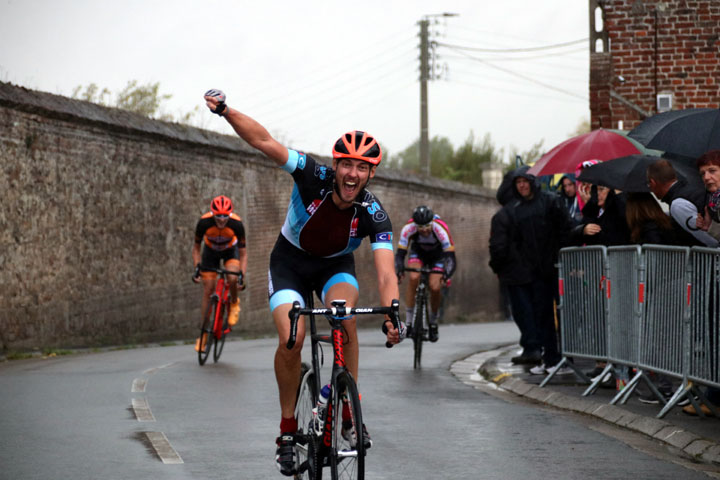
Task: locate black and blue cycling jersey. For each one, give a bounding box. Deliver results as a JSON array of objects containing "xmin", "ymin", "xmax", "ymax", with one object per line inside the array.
[{"xmin": 279, "ymin": 149, "xmax": 393, "ymax": 258}]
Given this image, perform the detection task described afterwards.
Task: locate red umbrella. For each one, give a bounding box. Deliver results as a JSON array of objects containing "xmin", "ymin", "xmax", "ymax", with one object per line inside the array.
[{"xmin": 527, "ymin": 129, "xmax": 642, "ymax": 176}]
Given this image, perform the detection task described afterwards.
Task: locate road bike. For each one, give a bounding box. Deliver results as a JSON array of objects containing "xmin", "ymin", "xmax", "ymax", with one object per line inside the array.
[
  {"xmin": 196, "ymin": 266, "xmax": 242, "ymax": 366},
  {"xmin": 288, "ymin": 297, "xmax": 399, "ymax": 480},
  {"xmin": 403, "ymin": 266, "xmax": 445, "ymax": 369}
]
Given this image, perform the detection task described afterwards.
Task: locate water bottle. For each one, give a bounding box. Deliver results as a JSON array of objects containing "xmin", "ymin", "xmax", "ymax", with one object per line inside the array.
[
  {"xmin": 312, "ymin": 384, "xmax": 331, "ymax": 434},
  {"xmin": 317, "ymin": 384, "xmax": 331, "ymax": 415}
]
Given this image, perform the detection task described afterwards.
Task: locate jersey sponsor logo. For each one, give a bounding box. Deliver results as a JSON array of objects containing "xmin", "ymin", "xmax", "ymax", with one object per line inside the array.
[
  {"xmin": 366, "ymin": 202, "xmax": 388, "ymax": 222},
  {"xmin": 307, "ymin": 199, "xmax": 322, "ymax": 215},
  {"xmin": 375, "ymin": 232, "xmax": 392, "ymax": 242},
  {"xmin": 350, "ymin": 217, "xmax": 359, "ymax": 237},
  {"xmin": 297, "ymin": 152, "xmax": 306, "ymax": 169},
  {"xmin": 314, "ymin": 165, "xmax": 327, "ymax": 180}
]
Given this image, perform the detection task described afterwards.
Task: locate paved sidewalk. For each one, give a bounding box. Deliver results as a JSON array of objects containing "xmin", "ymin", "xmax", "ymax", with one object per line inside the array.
[{"xmin": 451, "ymin": 344, "xmax": 720, "ymax": 466}]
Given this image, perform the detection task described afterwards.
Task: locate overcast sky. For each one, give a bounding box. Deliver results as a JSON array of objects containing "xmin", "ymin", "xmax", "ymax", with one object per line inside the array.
[{"xmin": 0, "ymin": 0, "xmax": 590, "ymax": 162}]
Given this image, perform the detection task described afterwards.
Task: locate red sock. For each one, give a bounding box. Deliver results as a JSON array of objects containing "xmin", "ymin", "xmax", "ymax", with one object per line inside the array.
[
  {"xmin": 342, "ymin": 393, "xmax": 361, "ymax": 422},
  {"xmin": 280, "ymin": 416, "xmax": 297, "ymax": 433}
]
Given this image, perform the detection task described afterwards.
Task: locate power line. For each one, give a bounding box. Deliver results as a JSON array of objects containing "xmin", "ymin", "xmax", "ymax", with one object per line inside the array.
[
  {"xmin": 242, "ymin": 30, "xmax": 417, "ymax": 112},
  {"xmin": 440, "ymin": 46, "xmax": 587, "ymax": 62},
  {"xmin": 443, "ymin": 45, "xmax": 586, "ymax": 101},
  {"xmin": 254, "ymin": 56, "xmax": 416, "ymax": 125},
  {"xmin": 447, "ymin": 79, "xmax": 587, "ymax": 103},
  {"xmin": 435, "ymin": 37, "xmax": 588, "ymax": 53}
]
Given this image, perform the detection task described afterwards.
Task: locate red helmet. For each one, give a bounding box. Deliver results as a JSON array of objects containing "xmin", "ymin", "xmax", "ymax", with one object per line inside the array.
[
  {"xmin": 210, "ymin": 195, "xmax": 233, "ymax": 216},
  {"xmin": 332, "ymin": 130, "xmax": 382, "ymax": 166}
]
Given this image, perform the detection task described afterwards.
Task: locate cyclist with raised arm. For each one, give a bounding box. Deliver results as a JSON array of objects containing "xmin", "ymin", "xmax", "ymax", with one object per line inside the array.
[
  {"xmin": 191, "ymin": 195, "xmax": 247, "ymax": 351},
  {"xmin": 203, "ymin": 89, "xmax": 402, "ymax": 477},
  {"xmin": 395, "ymin": 206, "xmax": 456, "ymax": 342}
]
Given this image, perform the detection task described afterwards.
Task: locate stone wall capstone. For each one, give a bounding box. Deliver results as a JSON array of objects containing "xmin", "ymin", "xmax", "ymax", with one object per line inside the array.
[{"xmin": 0, "ymin": 82, "xmax": 503, "ymax": 351}]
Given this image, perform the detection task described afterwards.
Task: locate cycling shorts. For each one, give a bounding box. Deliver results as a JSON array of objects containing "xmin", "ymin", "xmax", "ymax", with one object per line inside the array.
[
  {"xmin": 201, "ymin": 245, "xmax": 241, "ymax": 279},
  {"xmin": 268, "ymin": 234, "xmax": 358, "ymax": 312},
  {"xmin": 407, "ymin": 249, "xmax": 445, "ymax": 272}
]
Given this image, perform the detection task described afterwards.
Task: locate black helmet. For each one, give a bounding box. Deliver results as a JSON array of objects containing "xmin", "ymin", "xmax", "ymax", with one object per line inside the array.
[{"xmin": 412, "ymin": 205, "xmax": 434, "ymax": 226}]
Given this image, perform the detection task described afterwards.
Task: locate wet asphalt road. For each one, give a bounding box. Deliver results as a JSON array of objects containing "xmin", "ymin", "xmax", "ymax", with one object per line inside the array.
[{"xmin": 0, "ymin": 321, "xmax": 715, "ymax": 479}]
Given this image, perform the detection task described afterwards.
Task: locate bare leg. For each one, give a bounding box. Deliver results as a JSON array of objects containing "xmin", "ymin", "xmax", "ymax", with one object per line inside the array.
[{"xmin": 273, "ymin": 303, "xmax": 306, "ymax": 419}]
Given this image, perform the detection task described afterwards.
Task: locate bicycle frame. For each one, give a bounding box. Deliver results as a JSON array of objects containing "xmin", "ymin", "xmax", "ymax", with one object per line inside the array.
[
  {"xmin": 211, "ymin": 276, "xmax": 230, "ymax": 339},
  {"xmin": 288, "ymin": 298, "xmax": 399, "ymax": 478},
  {"xmin": 197, "ymin": 266, "xmax": 241, "ymax": 365},
  {"xmin": 403, "ymin": 266, "xmax": 444, "ymax": 369}
]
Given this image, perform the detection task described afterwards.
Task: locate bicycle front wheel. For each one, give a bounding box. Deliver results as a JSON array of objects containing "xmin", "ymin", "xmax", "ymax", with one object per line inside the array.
[
  {"xmin": 295, "ymin": 362, "xmax": 320, "ymax": 480},
  {"xmin": 213, "ymin": 302, "xmax": 228, "ymax": 363},
  {"xmin": 330, "ymin": 372, "xmax": 364, "ymax": 480},
  {"xmin": 198, "ymin": 297, "xmax": 217, "ymax": 366}
]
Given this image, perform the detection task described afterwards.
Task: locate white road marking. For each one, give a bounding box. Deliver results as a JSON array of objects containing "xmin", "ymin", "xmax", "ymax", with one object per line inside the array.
[
  {"xmin": 132, "ymin": 378, "xmax": 147, "ymax": 392},
  {"xmin": 144, "ymin": 431, "xmax": 184, "ymax": 464},
  {"xmin": 132, "ymin": 397, "xmax": 156, "ymax": 422}
]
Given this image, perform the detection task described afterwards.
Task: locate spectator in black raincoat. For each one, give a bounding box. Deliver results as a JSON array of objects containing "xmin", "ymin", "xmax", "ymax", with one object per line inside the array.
[
  {"xmin": 490, "ymin": 166, "xmax": 572, "ymax": 373},
  {"xmin": 489, "ymin": 169, "xmax": 541, "ymax": 365}
]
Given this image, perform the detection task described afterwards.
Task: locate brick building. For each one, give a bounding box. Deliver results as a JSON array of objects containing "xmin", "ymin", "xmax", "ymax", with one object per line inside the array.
[{"xmin": 589, "ymin": 0, "xmax": 720, "ymax": 130}]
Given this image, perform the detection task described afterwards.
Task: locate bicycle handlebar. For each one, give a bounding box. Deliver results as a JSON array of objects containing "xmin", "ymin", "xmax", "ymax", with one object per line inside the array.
[
  {"xmin": 195, "ymin": 265, "xmax": 243, "ymax": 281},
  {"xmin": 286, "ymin": 299, "xmax": 400, "ymax": 350},
  {"xmin": 401, "ymin": 266, "xmax": 441, "ymax": 274}
]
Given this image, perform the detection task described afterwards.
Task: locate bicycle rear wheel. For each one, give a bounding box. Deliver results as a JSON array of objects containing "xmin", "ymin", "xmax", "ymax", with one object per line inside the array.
[
  {"xmin": 198, "ymin": 297, "xmax": 217, "ymax": 366},
  {"xmin": 295, "ymin": 362, "xmax": 320, "ymax": 480},
  {"xmin": 412, "ymin": 292, "xmax": 426, "ymax": 369},
  {"xmin": 213, "ymin": 302, "xmax": 228, "ymax": 363},
  {"xmin": 330, "ymin": 372, "xmax": 364, "ymax": 480}
]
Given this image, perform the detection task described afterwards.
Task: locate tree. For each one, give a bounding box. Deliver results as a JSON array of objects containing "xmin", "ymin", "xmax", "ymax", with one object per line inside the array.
[
  {"xmin": 443, "ymin": 132, "xmax": 502, "ymax": 186},
  {"xmin": 71, "ymin": 80, "xmax": 199, "ymax": 124},
  {"xmin": 387, "ymin": 136, "xmax": 454, "ymax": 175},
  {"xmin": 509, "ymin": 139, "xmax": 545, "ymax": 168}
]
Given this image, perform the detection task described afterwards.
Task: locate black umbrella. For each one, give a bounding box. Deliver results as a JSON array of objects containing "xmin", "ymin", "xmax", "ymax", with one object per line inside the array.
[
  {"xmin": 576, "ymin": 154, "xmax": 702, "ymax": 193},
  {"xmin": 628, "ymin": 108, "xmax": 720, "ymax": 159}
]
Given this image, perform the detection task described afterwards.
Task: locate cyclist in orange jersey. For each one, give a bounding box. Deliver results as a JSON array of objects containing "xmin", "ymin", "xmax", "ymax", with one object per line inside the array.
[{"xmin": 192, "ymin": 195, "xmax": 247, "ymax": 351}]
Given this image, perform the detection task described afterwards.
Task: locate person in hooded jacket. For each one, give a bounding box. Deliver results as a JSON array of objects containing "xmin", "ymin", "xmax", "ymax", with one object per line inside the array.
[
  {"xmin": 558, "ymin": 174, "xmax": 583, "ymax": 227},
  {"xmin": 489, "ymin": 168, "xmax": 542, "ymax": 364},
  {"xmin": 494, "ymin": 166, "xmax": 573, "ymax": 374}
]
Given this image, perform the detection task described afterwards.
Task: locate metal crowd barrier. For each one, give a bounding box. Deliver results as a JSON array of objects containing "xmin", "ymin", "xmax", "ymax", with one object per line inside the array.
[
  {"xmin": 602, "ymin": 246, "xmax": 646, "ymax": 403},
  {"xmin": 542, "ymin": 246, "xmax": 606, "ymax": 387},
  {"xmin": 545, "ymin": 244, "xmax": 720, "ymax": 419}
]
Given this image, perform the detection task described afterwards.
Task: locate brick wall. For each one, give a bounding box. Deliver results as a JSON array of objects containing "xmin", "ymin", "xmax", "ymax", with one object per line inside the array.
[
  {"xmin": 0, "ymin": 82, "xmax": 502, "ymax": 351},
  {"xmin": 590, "ymin": 0, "xmax": 720, "ymax": 130}
]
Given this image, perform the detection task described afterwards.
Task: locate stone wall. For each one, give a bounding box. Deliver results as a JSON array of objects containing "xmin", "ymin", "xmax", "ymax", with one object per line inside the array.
[{"xmin": 0, "ymin": 82, "xmax": 502, "ymax": 351}]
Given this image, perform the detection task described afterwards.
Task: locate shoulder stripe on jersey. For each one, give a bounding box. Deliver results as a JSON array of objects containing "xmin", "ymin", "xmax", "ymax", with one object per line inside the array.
[{"xmin": 282, "ymin": 149, "xmax": 299, "ymax": 173}]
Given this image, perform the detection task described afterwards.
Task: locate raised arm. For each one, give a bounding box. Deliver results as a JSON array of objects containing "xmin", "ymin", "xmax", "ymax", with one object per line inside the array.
[{"xmin": 204, "ymin": 89, "xmax": 288, "ymax": 166}]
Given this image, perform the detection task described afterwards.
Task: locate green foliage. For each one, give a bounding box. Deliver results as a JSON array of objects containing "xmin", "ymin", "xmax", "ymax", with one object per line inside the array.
[
  {"xmin": 115, "ymin": 80, "xmax": 171, "ymax": 118},
  {"xmin": 387, "ymin": 132, "xmax": 504, "ymax": 187},
  {"xmin": 509, "ymin": 139, "xmax": 545, "ymax": 168},
  {"xmin": 71, "ymin": 80, "xmax": 197, "ymax": 123},
  {"xmin": 443, "ymin": 132, "xmax": 502, "ymax": 186}
]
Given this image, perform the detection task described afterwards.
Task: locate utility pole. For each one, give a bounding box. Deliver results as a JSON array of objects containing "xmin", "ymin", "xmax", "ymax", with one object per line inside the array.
[
  {"xmin": 419, "ymin": 18, "xmax": 430, "ymax": 175},
  {"xmin": 418, "ymin": 13, "xmax": 457, "ymax": 176}
]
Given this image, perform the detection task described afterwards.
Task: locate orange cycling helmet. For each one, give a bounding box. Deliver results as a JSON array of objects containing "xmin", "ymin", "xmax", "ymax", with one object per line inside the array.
[
  {"xmin": 211, "ymin": 195, "xmax": 233, "ymax": 216},
  {"xmin": 332, "ymin": 130, "xmax": 382, "ymax": 166}
]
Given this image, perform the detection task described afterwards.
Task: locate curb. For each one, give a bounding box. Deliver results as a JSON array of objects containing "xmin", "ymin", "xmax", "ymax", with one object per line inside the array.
[{"xmin": 450, "ymin": 346, "xmax": 720, "ymax": 466}]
